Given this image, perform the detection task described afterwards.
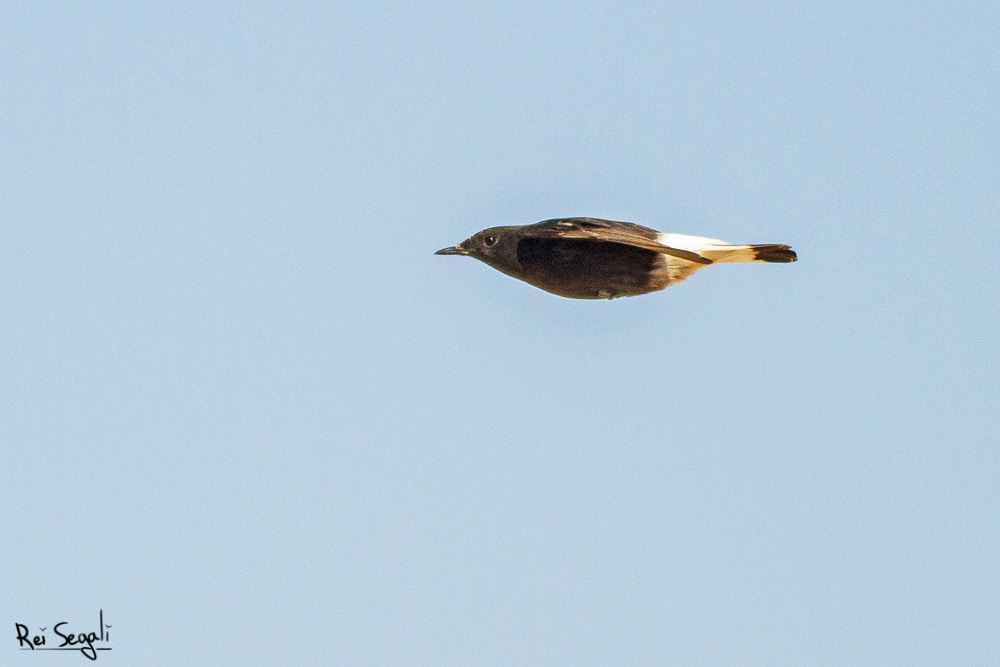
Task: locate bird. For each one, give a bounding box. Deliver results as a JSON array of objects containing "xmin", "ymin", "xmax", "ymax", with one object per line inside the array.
[{"xmin": 435, "ymin": 217, "xmax": 797, "ymax": 299}]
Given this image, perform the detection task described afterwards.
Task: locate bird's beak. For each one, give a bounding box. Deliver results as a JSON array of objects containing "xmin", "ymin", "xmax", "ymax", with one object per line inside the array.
[{"xmin": 435, "ymin": 245, "xmax": 468, "ymax": 256}]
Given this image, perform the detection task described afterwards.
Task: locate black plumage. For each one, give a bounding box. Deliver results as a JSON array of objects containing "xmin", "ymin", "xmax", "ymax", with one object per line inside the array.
[{"xmin": 436, "ymin": 218, "xmax": 796, "ymax": 299}]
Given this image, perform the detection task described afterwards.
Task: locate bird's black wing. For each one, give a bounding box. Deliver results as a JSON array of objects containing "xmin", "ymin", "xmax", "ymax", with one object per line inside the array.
[{"xmin": 521, "ymin": 218, "xmax": 713, "ymax": 265}]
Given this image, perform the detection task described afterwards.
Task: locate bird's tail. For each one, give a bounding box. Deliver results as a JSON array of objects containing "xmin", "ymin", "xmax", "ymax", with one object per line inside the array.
[
  {"xmin": 705, "ymin": 243, "xmax": 798, "ymax": 263},
  {"xmin": 658, "ymin": 234, "xmax": 797, "ymax": 264}
]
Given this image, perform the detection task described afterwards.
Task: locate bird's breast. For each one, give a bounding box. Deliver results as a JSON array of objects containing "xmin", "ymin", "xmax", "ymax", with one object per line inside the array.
[{"xmin": 511, "ymin": 238, "xmax": 668, "ymax": 299}]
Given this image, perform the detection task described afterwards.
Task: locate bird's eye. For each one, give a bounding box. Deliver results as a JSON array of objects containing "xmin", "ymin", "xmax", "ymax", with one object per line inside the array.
[{"xmin": 483, "ymin": 235, "xmax": 496, "ymax": 247}]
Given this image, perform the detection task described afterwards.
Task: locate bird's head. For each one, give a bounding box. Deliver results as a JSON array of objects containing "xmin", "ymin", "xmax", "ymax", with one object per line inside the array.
[{"xmin": 435, "ymin": 227, "xmax": 514, "ymax": 265}]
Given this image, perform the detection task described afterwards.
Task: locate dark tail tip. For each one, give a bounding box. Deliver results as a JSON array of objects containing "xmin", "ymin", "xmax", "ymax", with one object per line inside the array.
[{"xmin": 752, "ymin": 244, "xmax": 797, "ymax": 263}]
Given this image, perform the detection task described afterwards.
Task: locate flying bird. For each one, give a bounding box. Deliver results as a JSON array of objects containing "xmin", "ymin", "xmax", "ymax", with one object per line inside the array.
[{"xmin": 436, "ymin": 217, "xmax": 797, "ymax": 299}]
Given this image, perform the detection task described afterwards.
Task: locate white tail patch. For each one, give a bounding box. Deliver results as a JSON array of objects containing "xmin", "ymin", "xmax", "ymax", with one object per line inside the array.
[
  {"xmin": 658, "ymin": 233, "xmax": 762, "ymax": 263},
  {"xmin": 655, "ymin": 233, "xmax": 794, "ymax": 284}
]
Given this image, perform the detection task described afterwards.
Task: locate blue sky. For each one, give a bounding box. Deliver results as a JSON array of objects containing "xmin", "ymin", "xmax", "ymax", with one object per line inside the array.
[{"xmin": 3, "ymin": 1, "xmax": 998, "ymax": 664}]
